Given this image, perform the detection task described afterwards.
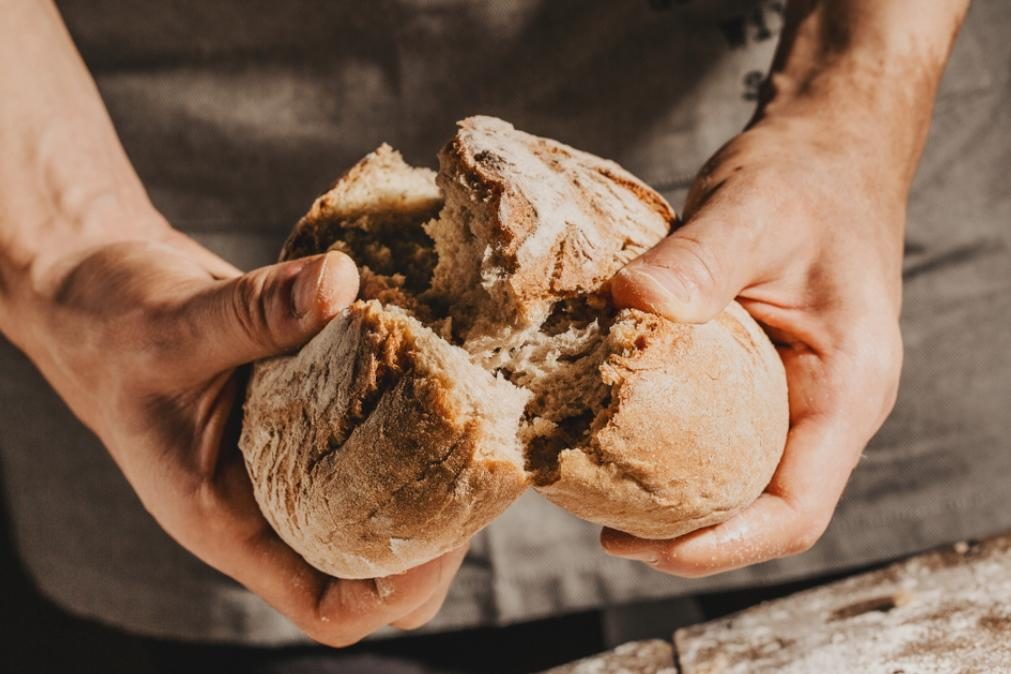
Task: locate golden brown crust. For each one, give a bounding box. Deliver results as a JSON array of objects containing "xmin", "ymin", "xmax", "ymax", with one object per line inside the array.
[
  {"xmin": 434, "ymin": 116, "xmax": 675, "ymax": 327},
  {"xmin": 535, "ymin": 303, "xmax": 788, "ymax": 539},
  {"xmin": 281, "ymin": 144, "xmax": 443, "ymax": 293},
  {"xmin": 241, "ymin": 117, "xmax": 789, "ymax": 578},
  {"xmin": 240, "ymin": 301, "xmax": 528, "ymax": 579},
  {"xmin": 244, "ymin": 147, "xmax": 534, "ymax": 579}
]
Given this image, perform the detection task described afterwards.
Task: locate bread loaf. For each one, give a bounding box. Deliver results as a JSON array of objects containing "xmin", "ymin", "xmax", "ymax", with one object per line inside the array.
[{"xmin": 240, "ymin": 117, "xmax": 788, "ymax": 579}]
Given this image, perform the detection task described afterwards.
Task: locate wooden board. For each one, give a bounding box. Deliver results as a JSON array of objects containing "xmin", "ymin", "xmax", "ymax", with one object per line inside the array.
[
  {"xmin": 536, "ymin": 639, "xmax": 675, "ymax": 674},
  {"xmin": 674, "ymin": 536, "xmax": 1011, "ymax": 673}
]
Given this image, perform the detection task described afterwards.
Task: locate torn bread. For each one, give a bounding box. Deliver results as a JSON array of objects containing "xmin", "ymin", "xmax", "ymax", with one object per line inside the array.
[
  {"xmin": 240, "ymin": 301, "xmax": 528, "ymax": 579},
  {"xmin": 241, "ymin": 116, "xmax": 788, "ymax": 579}
]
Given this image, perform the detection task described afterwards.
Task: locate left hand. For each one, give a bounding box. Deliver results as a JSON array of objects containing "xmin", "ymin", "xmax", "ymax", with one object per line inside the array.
[{"xmin": 602, "ymin": 111, "xmax": 905, "ymax": 576}]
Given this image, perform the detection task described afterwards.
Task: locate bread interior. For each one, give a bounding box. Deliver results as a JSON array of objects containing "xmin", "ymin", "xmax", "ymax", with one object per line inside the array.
[
  {"xmin": 309, "ymin": 182, "xmax": 617, "ymax": 486},
  {"xmin": 462, "ymin": 297, "xmax": 616, "ymax": 486}
]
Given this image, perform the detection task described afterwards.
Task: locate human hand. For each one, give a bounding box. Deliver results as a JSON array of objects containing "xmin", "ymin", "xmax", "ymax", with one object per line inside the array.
[
  {"xmin": 13, "ymin": 224, "xmax": 466, "ymax": 645},
  {"xmin": 599, "ymin": 0, "xmax": 970, "ymax": 577},
  {"xmin": 602, "ymin": 114, "xmax": 905, "ymax": 576}
]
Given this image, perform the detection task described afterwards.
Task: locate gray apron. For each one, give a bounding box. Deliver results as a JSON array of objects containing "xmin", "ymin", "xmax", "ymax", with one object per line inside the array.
[{"xmin": 0, "ymin": 0, "xmax": 1007, "ymax": 644}]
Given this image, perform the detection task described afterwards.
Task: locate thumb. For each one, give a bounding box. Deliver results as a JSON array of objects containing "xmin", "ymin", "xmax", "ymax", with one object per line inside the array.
[
  {"xmin": 611, "ymin": 214, "xmax": 763, "ymax": 324},
  {"xmin": 183, "ymin": 251, "xmax": 360, "ymax": 372}
]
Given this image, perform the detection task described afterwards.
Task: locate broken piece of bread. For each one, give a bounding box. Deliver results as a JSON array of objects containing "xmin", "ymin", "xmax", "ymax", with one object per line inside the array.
[{"xmin": 240, "ymin": 117, "xmax": 788, "ymax": 579}]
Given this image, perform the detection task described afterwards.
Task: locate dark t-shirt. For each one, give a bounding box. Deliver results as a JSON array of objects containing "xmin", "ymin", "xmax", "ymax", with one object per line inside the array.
[{"xmin": 0, "ymin": 0, "xmax": 1008, "ymax": 643}]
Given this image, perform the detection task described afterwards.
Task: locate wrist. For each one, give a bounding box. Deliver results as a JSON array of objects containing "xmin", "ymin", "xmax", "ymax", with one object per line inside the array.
[{"xmin": 752, "ymin": 0, "xmax": 969, "ymax": 191}]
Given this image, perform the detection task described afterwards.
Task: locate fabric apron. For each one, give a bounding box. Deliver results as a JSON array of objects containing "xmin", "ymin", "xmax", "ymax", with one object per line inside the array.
[{"xmin": 0, "ymin": 0, "xmax": 1007, "ymax": 644}]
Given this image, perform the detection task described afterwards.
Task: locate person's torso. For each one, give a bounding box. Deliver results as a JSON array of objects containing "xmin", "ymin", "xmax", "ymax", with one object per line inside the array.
[{"xmin": 1, "ymin": 0, "xmax": 1007, "ymax": 643}]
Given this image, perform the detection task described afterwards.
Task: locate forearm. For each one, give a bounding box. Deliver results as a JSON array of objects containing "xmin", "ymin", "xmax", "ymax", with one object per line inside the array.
[
  {"xmin": 756, "ymin": 0, "xmax": 969, "ymax": 188},
  {"xmin": 0, "ymin": 0, "xmax": 167, "ymax": 335}
]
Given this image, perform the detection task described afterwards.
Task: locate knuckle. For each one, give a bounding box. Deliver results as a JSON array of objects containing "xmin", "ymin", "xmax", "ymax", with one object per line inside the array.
[
  {"xmin": 230, "ymin": 270, "xmax": 270, "ymax": 343},
  {"xmin": 786, "ymin": 516, "xmax": 829, "ymax": 556},
  {"xmin": 787, "ymin": 529, "xmax": 819, "ymax": 556},
  {"xmin": 301, "ymin": 579, "xmax": 398, "ymax": 648},
  {"xmin": 231, "ymin": 272, "xmax": 279, "ymax": 351},
  {"xmin": 666, "ymin": 234, "xmax": 722, "ymax": 298},
  {"xmin": 841, "ymin": 319, "xmax": 904, "ymax": 421},
  {"xmin": 877, "ymin": 325, "xmax": 904, "ymax": 414},
  {"xmin": 866, "ymin": 323, "xmax": 903, "ymax": 381}
]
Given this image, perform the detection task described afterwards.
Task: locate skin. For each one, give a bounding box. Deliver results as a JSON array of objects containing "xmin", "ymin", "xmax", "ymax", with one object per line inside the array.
[
  {"xmin": 0, "ymin": 0, "xmax": 462, "ymax": 647},
  {"xmin": 0, "ymin": 0, "xmax": 971, "ymax": 646},
  {"xmin": 605, "ymin": 0, "xmax": 971, "ymax": 576}
]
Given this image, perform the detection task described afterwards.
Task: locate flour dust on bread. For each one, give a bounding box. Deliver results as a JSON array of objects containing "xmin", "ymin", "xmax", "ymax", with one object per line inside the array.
[
  {"xmin": 241, "ymin": 302, "xmax": 528, "ymax": 579},
  {"xmin": 240, "ymin": 116, "xmax": 789, "ymax": 579},
  {"xmin": 242, "ymin": 145, "xmax": 528, "ymax": 579},
  {"xmin": 428, "ymin": 116, "xmax": 673, "ymax": 335}
]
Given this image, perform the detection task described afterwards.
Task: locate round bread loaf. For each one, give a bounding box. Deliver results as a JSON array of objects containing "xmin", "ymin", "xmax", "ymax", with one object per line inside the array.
[{"xmin": 240, "ymin": 117, "xmax": 788, "ymax": 579}]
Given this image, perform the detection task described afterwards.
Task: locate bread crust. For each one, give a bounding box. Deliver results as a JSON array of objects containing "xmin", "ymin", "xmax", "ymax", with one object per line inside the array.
[
  {"xmin": 537, "ymin": 303, "xmax": 788, "ymax": 539},
  {"xmin": 241, "ymin": 118, "xmax": 788, "ymax": 578},
  {"xmin": 433, "ymin": 116, "xmax": 675, "ymax": 329},
  {"xmin": 241, "ymin": 301, "xmax": 528, "ymax": 579},
  {"xmin": 281, "ymin": 143, "xmax": 442, "ymax": 265}
]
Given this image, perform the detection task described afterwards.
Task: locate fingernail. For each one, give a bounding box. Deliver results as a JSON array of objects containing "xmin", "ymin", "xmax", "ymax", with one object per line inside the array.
[
  {"xmin": 602, "ymin": 538, "xmax": 657, "ymax": 563},
  {"xmin": 616, "ymin": 265, "xmax": 691, "ymax": 319},
  {"xmin": 615, "ymin": 550, "xmax": 660, "ymax": 565},
  {"xmin": 292, "ymin": 254, "xmax": 328, "ymax": 318}
]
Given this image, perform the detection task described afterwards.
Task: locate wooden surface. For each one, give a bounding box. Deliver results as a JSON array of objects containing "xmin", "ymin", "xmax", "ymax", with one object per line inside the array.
[
  {"xmin": 674, "ymin": 536, "xmax": 1011, "ymax": 673},
  {"xmin": 536, "ymin": 639, "xmax": 675, "ymax": 674}
]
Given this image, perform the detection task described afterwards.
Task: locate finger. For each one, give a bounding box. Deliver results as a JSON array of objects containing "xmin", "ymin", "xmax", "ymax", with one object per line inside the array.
[
  {"xmin": 313, "ymin": 552, "xmax": 463, "ymax": 646},
  {"xmin": 193, "ymin": 458, "xmax": 454, "ymax": 647},
  {"xmin": 171, "ymin": 377, "xmax": 453, "ymax": 649},
  {"xmin": 224, "ymin": 526, "xmax": 454, "ymax": 647},
  {"xmin": 601, "ymin": 410, "xmax": 860, "ymax": 577},
  {"xmin": 174, "ymin": 250, "xmax": 359, "ymax": 374},
  {"xmin": 612, "ymin": 214, "xmax": 762, "ymax": 323},
  {"xmin": 611, "ymin": 192, "xmax": 791, "ymax": 324},
  {"xmin": 390, "ymin": 545, "xmax": 469, "ymax": 630}
]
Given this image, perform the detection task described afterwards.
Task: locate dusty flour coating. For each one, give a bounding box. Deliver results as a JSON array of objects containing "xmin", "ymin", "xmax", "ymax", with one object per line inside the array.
[
  {"xmin": 430, "ymin": 116, "xmax": 673, "ymax": 333},
  {"xmin": 537, "ymin": 639, "xmax": 676, "ymax": 674},
  {"xmin": 240, "ymin": 302, "xmax": 529, "ymax": 579},
  {"xmin": 675, "ymin": 536, "xmax": 1011, "ymax": 673}
]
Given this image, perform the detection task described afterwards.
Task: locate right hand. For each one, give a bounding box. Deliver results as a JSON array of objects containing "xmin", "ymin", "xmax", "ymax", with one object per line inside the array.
[{"xmin": 8, "ymin": 221, "xmax": 466, "ymax": 646}]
